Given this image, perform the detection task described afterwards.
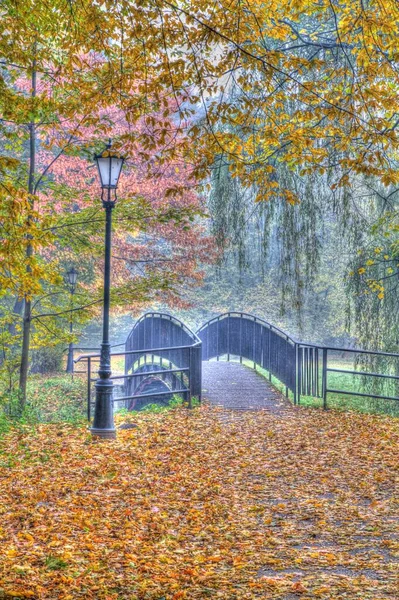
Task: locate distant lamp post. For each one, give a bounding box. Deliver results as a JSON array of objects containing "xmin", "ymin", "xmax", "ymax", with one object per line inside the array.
[
  {"xmin": 90, "ymin": 140, "xmax": 124, "ymax": 439},
  {"xmin": 66, "ymin": 267, "xmax": 78, "ymax": 374}
]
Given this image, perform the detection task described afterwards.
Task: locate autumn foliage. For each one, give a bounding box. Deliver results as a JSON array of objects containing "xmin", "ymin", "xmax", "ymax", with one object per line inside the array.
[{"xmin": 3, "ymin": 0, "xmax": 399, "ymax": 394}]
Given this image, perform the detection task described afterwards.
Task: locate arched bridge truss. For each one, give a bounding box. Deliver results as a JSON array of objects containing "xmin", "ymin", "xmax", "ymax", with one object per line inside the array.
[
  {"xmin": 123, "ymin": 313, "xmax": 202, "ymax": 409},
  {"xmin": 76, "ymin": 311, "xmax": 399, "ymax": 417}
]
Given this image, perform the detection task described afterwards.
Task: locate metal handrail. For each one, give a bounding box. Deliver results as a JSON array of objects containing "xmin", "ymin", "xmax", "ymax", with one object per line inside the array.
[
  {"xmin": 74, "ymin": 342, "xmax": 201, "ymax": 362},
  {"xmin": 197, "ymin": 311, "xmax": 399, "ymax": 409},
  {"xmin": 126, "ymin": 311, "xmax": 201, "ymax": 346},
  {"xmin": 64, "ymin": 342, "xmax": 125, "ymax": 353},
  {"xmin": 91, "ymin": 367, "xmax": 190, "ymax": 382},
  {"xmin": 327, "ymin": 367, "xmax": 399, "ymax": 379},
  {"xmin": 311, "ymin": 343, "xmax": 399, "ymax": 358}
]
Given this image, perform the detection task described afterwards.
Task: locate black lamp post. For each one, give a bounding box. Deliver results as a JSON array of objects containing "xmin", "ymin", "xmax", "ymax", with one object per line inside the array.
[
  {"xmin": 90, "ymin": 140, "xmax": 124, "ymax": 439},
  {"xmin": 66, "ymin": 267, "xmax": 78, "ymax": 373}
]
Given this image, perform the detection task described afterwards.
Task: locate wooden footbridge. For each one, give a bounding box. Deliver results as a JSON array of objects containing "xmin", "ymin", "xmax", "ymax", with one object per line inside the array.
[{"xmin": 75, "ymin": 312, "xmax": 399, "ymax": 416}]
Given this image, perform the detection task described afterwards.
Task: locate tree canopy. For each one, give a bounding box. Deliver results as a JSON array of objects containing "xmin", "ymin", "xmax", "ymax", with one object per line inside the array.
[{"xmin": 2, "ymin": 0, "xmax": 399, "ymax": 399}]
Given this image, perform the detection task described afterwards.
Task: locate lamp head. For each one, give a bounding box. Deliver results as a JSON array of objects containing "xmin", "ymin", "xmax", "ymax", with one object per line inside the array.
[
  {"xmin": 94, "ymin": 139, "xmax": 124, "ymax": 202},
  {"xmin": 66, "ymin": 267, "xmax": 78, "ymax": 288}
]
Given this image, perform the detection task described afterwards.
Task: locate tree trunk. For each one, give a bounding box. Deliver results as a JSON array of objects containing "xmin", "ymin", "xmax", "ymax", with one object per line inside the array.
[
  {"xmin": 18, "ymin": 56, "xmax": 36, "ymax": 409},
  {"xmin": 19, "ymin": 303, "xmax": 31, "ymax": 405}
]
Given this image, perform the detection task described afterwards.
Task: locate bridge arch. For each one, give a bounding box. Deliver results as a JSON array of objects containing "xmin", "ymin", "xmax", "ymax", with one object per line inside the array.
[
  {"xmin": 197, "ymin": 312, "xmax": 300, "ymax": 399},
  {"xmin": 124, "ymin": 312, "xmax": 202, "ymax": 406},
  {"xmin": 127, "ymin": 375, "xmax": 172, "ymax": 411}
]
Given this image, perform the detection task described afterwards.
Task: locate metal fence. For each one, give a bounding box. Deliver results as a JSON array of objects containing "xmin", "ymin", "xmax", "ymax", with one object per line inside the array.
[
  {"xmin": 75, "ymin": 313, "xmax": 202, "ymax": 419},
  {"xmin": 318, "ymin": 345, "xmax": 399, "ymax": 410}
]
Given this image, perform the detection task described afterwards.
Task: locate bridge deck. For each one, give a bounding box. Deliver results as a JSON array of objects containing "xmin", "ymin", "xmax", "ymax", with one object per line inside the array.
[{"xmin": 201, "ymin": 361, "xmax": 292, "ymax": 412}]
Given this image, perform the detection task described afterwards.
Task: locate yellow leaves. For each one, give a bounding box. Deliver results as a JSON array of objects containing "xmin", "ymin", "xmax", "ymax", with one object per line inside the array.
[
  {"xmin": 291, "ymin": 581, "xmax": 308, "ymax": 594},
  {"xmin": 281, "ymin": 188, "xmax": 300, "ymax": 205},
  {"xmin": 207, "ymin": 555, "xmax": 223, "ymax": 563},
  {"xmin": 5, "ymin": 591, "xmax": 36, "ymax": 598},
  {"xmin": 13, "ymin": 564, "xmax": 34, "ymax": 574},
  {"xmin": 71, "ymin": 55, "xmax": 84, "ymax": 70},
  {"xmin": 315, "ymin": 586, "xmax": 334, "ymax": 596},
  {"xmin": 0, "ymin": 155, "xmax": 20, "ymax": 173},
  {"xmin": 308, "ymin": 551, "xmax": 338, "ymax": 564},
  {"xmin": 129, "ymin": 228, "xmax": 140, "ymax": 238},
  {"xmin": 381, "ymin": 171, "xmax": 399, "ymax": 186},
  {"xmin": 260, "ymin": 576, "xmax": 282, "ymax": 588},
  {"xmin": 0, "ymin": 407, "xmax": 397, "ymax": 598}
]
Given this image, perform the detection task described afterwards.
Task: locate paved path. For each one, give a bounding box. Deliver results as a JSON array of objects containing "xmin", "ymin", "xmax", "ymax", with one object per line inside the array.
[{"xmin": 201, "ymin": 360, "xmax": 291, "ymax": 413}]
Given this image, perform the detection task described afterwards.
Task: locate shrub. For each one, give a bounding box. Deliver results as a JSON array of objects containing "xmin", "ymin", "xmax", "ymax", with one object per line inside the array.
[
  {"xmin": 26, "ymin": 375, "xmax": 87, "ymax": 423},
  {"xmin": 30, "ymin": 346, "xmax": 64, "ymax": 374}
]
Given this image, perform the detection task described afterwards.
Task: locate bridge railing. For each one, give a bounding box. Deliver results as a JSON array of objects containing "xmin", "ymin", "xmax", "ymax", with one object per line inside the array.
[
  {"xmin": 316, "ymin": 345, "xmax": 399, "ymax": 410},
  {"xmin": 295, "ymin": 343, "xmax": 399, "ymax": 411},
  {"xmin": 75, "ymin": 343, "xmax": 201, "ymax": 420},
  {"xmin": 197, "ymin": 312, "xmax": 399, "ymax": 412},
  {"xmin": 197, "ymin": 312, "xmax": 298, "ymax": 400},
  {"xmin": 75, "ymin": 312, "xmax": 202, "ymax": 419}
]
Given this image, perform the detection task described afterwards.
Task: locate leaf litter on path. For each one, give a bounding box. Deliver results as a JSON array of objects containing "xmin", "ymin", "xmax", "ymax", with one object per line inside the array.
[{"xmin": 0, "ymin": 405, "xmax": 397, "ymax": 599}]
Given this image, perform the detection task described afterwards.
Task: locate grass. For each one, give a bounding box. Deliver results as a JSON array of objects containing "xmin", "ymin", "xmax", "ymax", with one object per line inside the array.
[
  {"xmin": 45, "ymin": 556, "xmax": 69, "ymax": 571},
  {"xmin": 27, "ymin": 374, "xmax": 87, "ymax": 423},
  {"xmin": 0, "ymin": 369, "xmax": 197, "ymax": 438},
  {"xmin": 115, "ymin": 394, "xmax": 197, "ymax": 414},
  {"xmin": 0, "ymin": 374, "xmax": 88, "ymax": 437}
]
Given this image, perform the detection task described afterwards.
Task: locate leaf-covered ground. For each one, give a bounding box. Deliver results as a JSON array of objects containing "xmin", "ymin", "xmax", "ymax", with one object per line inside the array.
[{"xmin": 0, "ymin": 406, "xmax": 397, "ymax": 599}]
